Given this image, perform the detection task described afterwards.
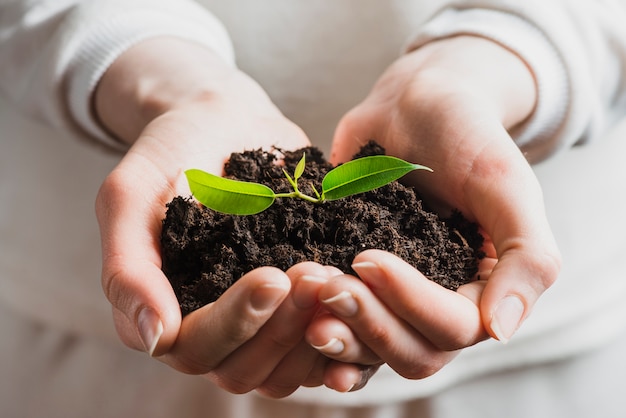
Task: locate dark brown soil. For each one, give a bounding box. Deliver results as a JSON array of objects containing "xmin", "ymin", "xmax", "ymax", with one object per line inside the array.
[{"xmin": 161, "ymin": 142, "xmax": 484, "ymax": 315}]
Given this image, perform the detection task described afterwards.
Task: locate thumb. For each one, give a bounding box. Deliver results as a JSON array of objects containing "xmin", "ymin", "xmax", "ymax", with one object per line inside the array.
[
  {"xmin": 474, "ymin": 166, "xmax": 561, "ymax": 343},
  {"xmin": 481, "ymin": 232, "xmax": 561, "ymax": 343},
  {"xmin": 97, "ymin": 164, "xmax": 182, "ymax": 357}
]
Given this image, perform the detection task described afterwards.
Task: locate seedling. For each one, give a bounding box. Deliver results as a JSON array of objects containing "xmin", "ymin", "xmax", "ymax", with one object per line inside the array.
[{"xmin": 185, "ymin": 154, "xmax": 432, "ymax": 215}]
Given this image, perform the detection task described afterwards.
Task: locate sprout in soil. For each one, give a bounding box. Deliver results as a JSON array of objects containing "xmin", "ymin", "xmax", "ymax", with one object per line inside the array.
[{"xmin": 185, "ymin": 153, "xmax": 432, "ymax": 215}]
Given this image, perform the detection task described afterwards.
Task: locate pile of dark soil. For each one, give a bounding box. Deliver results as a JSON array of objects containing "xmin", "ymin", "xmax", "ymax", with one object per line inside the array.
[{"xmin": 161, "ymin": 142, "xmax": 484, "ymax": 315}]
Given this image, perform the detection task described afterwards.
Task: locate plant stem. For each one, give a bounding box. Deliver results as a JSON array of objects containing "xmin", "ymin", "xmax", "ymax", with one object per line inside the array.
[
  {"xmin": 274, "ymin": 191, "xmax": 323, "ymax": 204},
  {"xmin": 277, "ymin": 155, "xmax": 325, "ymax": 204}
]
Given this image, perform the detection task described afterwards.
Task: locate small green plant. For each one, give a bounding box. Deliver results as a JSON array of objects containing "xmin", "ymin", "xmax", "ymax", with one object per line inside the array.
[{"xmin": 185, "ymin": 154, "xmax": 432, "ymax": 215}]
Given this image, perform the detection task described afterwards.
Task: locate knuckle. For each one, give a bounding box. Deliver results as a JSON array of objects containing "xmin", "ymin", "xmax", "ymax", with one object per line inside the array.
[
  {"xmin": 397, "ymin": 358, "xmax": 447, "ymax": 380},
  {"xmin": 221, "ymin": 315, "xmax": 261, "ymax": 344},
  {"xmin": 362, "ymin": 323, "xmax": 394, "ymax": 348},
  {"xmin": 401, "ymin": 364, "xmax": 439, "ymax": 380},
  {"xmin": 210, "ymin": 371, "xmax": 257, "ymax": 395},
  {"xmin": 538, "ymin": 250, "xmax": 562, "ymax": 289},
  {"xmin": 95, "ymin": 170, "xmax": 127, "ymax": 220},
  {"xmin": 101, "ymin": 265, "xmax": 130, "ymax": 308},
  {"xmin": 267, "ymin": 328, "xmax": 303, "ymax": 351},
  {"xmin": 258, "ymin": 381, "xmax": 300, "ymax": 399},
  {"xmin": 523, "ymin": 247, "xmax": 562, "ymax": 294},
  {"xmin": 170, "ymin": 355, "xmax": 214, "ymax": 376},
  {"xmin": 434, "ymin": 333, "xmax": 473, "ymax": 352}
]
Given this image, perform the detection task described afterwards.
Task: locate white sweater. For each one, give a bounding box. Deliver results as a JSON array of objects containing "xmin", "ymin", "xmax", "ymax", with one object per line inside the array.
[{"xmin": 1, "ymin": 0, "xmax": 626, "ymax": 406}]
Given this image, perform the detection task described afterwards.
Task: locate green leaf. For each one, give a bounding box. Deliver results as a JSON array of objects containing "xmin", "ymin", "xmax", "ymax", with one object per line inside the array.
[
  {"xmin": 185, "ymin": 169, "xmax": 276, "ymax": 215},
  {"xmin": 321, "ymin": 155, "xmax": 432, "ymax": 201},
  {"xmin": 282, "ymin": 169, "xmax": 296, "ymax": 189},
  {"xmin": 294, "ymin": 153, "xmax": 306, "ymax": 181}
]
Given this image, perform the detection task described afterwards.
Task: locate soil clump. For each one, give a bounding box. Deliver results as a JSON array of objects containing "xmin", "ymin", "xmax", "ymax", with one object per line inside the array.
[{"xmin": 161, "ymin": 142, "xmax": 484, "ymax": 315}]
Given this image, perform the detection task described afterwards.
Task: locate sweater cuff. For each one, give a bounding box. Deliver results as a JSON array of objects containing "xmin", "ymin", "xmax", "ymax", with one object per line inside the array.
[
  {"xmin": 406, "ymin": 8, "xmax": 569, "ymax": 161},
  {"xmin": 65, "ymin": 9, "xmax": 235, "ymax": 151}
]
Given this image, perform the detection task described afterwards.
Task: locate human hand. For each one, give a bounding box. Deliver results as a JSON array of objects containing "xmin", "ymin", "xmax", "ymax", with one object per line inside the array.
[
  {"xmin": 317, "ymin": 36, "xmax": 561, "ymax": 378},
  {"xmin": 94, "ymin": 38, "xmax": 349, "ymax": 396},
  {"xmin": 174, "ymin": 262, "xmax": 344, "ymax": 398}
]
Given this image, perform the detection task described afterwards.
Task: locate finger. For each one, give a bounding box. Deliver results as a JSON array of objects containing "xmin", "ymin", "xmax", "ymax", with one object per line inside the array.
[
  {"xmin": 318, "ymin": 274, "xmax": 459, "ymax": 379},
  {"xmin": 323, "ymin": 362, "xmax": 382, "ymax": 393},
  {"xmin": 479, "ymin": 184, "xmax": 560, "ymax": 343},
  {"xmin": 306, "ymin": 312, "xmax": 380, "ymax": 365},
  {"xmin": 97, "ymin": 164, "xmax": 182, "ymax": 356},
  {"xmin": 207, "ymin": 263, "xmax": 331, "ymax": 393},
  {"xmin": 256, "ymin": 342, "xmax": 321, "ymax": 398},
  {"xmin": 301, "ymin": 354, "xmax": 330, "ymax": 388},
  {"xmin": 463, "ymin": 140, "xmax": 562, "ymax": 343},
  {"xmin": 482, "ymin": 243, "xmax": 560, "ymax": 343},
  {"xmin": 165, "ymin": 267, "xmax": 290, "ymax": 375},
  {"xmin": 351, "ymin": 250, "xmax": 487, "ymax": 350}
]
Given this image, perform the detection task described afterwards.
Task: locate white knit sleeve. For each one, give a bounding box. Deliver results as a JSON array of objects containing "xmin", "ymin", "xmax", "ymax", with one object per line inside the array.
[
  {"xmin": 0, "ymin": 0, "xmax": 235, "ymax": 150},
  {"xmin": 406, "ymin": 1, "xmax": 626, "ymax": 162}
]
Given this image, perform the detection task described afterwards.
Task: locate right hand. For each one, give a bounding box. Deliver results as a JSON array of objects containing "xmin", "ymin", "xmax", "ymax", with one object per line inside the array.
[
  {"xmin": 94, "ymin": 38, "xmax": 351, "ymax": 397},
  {"xmin": 312, "ymin": 36, "xmax": 562, "ymax": 379}
]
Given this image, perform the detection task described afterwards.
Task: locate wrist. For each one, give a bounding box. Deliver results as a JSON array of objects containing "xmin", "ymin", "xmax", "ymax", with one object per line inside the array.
[
  {"xmin": 94, "ymin": 37, "xmax": 268, "ymax": 145},
  {"xmin": 405, "ymin": 36, "xmax": 537, "ymax": 131}
]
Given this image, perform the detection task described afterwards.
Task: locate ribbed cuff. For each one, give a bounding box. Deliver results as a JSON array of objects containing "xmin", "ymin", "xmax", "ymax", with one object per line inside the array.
[
  {"xmin": 406, "ymin": 8, "xmax": 569, "ymax": 160},
  {"xmin": 65, "ymin": 9, "xmax": 235, "ymax": 151}
]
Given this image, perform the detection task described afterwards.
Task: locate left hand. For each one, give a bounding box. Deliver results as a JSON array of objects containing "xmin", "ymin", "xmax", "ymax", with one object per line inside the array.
[
  {"xmin": 94, "ymin": 37, "xmax": 380, "ymax": 396},
  {"xmin": 306, "ymin": 250, "xmax": 488, "ymax": 380},
  {"xmin": 307, "ymin": 36, "xmax": 561, "ymax": 380}
]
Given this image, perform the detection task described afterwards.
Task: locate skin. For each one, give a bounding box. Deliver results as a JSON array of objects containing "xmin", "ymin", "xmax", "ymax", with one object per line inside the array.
[
  {"xmin": 95, "ymin": 35, "xmax": 561, "ymax": 395},
  {"xmin": 306, "ymin": 36, "xmax": 561, "ymax": 378},
  {"xmin": 94, "ymin": 37, "xmax": 358, "ymax": 396}
]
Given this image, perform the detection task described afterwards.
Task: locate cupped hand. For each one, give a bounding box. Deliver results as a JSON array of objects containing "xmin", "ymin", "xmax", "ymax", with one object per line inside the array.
[
  {"xmin": 93, "ymin": 38, "xmax": 355, "ymax": 396},
  {"xmin": 316, "ymin": 36, "xmax": 561, "ymax": 378},
  {"xmin": 306, "ymin": 251, "xmax": 485, "ymax": 380}
]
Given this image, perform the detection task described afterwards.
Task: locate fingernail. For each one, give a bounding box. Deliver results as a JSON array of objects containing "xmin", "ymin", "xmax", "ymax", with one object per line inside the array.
[
  {"xmin": 251, "ymin": 283, "xmax": 289, "ymax": 311},
  {"xmin": 352, "ymin": 261, "xmax": 385, "ymax": 288},
  {"xmin": 349, "ymin": 365, "xmax": 379, "ymax": 392},
  {"xmin": 490, "ymin": 296, "xmax": 525, "ymax": 344},
  {"xmin": 311, "ymin": 337, "xmax": 345, "ymax": 355},
  {"xmin": 293, "ymin": 275, "xmax": 328, "ymax": 309},
  {"xmin": 322, "ymin": 291, "xmax": 358, "ymax": 317},
  {"xmin": 343, "ymin": 384, "xmax": 356, "ymax": 393},
  {"xmin": 137, "ymin": 307, "xmax": 163, "ymax": 356}
]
